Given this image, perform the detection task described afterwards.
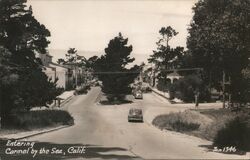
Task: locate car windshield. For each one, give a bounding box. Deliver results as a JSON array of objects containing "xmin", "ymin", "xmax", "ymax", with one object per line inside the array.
[{"xmin": 130, "ymin": 109, "xmax": 142, "ymax": 114}]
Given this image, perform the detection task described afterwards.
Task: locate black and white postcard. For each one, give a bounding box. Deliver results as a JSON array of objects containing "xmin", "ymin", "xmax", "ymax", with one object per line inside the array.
[{"xmin": 0, "ymin": 0, "xmax": 250, "ymax": 159}]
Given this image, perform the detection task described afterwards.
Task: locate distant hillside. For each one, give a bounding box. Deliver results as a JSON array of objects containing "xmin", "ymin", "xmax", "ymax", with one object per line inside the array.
[{"xmin": 48, "ymin": 49, "xmax": 150, "ymax": 66}]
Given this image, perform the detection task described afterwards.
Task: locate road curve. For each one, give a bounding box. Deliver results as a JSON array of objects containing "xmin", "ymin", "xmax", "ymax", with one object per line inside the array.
[{"xmin": 27, "ymin": 87, "xmax": 249, "ymax": 159}]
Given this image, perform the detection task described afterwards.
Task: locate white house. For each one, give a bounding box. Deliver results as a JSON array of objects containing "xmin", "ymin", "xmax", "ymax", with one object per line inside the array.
[
  {"xmin": 49, "ymin": 62, "xmax": 73, "ymax": 89},
  {"xmin": 37, "ymin": 52, "xmax": 74, "ymax": 89}
]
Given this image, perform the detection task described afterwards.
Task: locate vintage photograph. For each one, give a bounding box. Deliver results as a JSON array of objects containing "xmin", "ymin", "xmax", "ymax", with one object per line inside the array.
[{"xmin": 0, "ymin": 0, "xmax": 250, "ymax": 159}]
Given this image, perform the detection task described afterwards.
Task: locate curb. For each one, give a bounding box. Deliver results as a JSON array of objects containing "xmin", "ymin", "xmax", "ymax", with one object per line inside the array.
[
  {"xmin": 16, "ymin": 125, "xmax": 73, "ymax": 140},
  {"xmin": 51, "ymin": 94, "xmax": 75, "ymax": 109},
  {"xmin": 60, "ymin": 95, "xmax": 74, "ymax": 107},
  {"xmin": 1, "ymin": 125, "xmax": 73, "ymax": 140},
  {"xmin": 150, "ymin": 87, "xmax": 173, "ymax": 103}
]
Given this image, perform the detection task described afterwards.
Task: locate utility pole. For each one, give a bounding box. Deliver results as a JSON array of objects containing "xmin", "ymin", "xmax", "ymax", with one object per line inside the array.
[
  {"xmin": 222, "ymin": 70, "xmax": 226, "ymax": 108},
  {"xmin": 139, "ymin": 66, "xmax": 143, "ymax": 83},
  {"xmin": 195, "ymin": 92, "xmax": 199, "ymax": 108},
  {"xmin": 75, "ymin": 66, "xmax": 78, "ymax": 88},
  {"xmin": 222, "ymin": 71, "xmax": 231, "ymax": 108},
  {"xmin": 150, "ymin": 63, "xmax": 155, "ymax": 87},
  {"xmin": 228, "ymin": 76, "xmax": 231, "ymax": 107}
]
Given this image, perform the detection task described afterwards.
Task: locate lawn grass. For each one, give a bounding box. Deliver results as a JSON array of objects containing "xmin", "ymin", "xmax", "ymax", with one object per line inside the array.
[
  {"xmin": 1, "ymin": 110, "xmax": 74, "ymax": 131},
  {"xmin": 152, "ymin": 110, "xmax": 213, "ymax": 134},
  {"xmin": 153, "ymin": 109, "xmax": 239, "ymax": 140},
  {"xmin": 153, "ymin": 108, "xmax": 250, "ymax": 152}
]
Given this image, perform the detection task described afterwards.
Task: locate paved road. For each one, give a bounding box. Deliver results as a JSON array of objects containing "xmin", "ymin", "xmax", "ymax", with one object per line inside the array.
[{"xmin": 27, "ymin": 87, "xmax": 249, "ymax": 159}]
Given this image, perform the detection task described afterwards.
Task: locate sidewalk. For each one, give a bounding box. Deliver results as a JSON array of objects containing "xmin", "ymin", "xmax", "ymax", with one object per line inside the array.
[
  {"xmin": 0, "ymin": 125, "xmax": 71, "ymax": 140},
  {"xmin": 57, "ymin": 90, "xmax": 74, "ymax": 100},
  {"xmin": 150, "ymin": 86, "xmax": 223, "ymax": 109},
  {"xmin": 56, "ymin": 90, "xmax": 75, "ymax": 107},
  {"xmin": 31, "ymin": 90, "xmax": 75, "ymax": 110},
  {"xmin": 150, "ymin": 87, "xmax": 170, "ymax": 99}
]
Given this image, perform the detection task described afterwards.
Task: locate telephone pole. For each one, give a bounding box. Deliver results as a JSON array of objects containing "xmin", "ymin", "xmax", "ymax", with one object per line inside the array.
[
  {"xmin": 222, "ymin": 70, "xmax": 231, "ymax": 108},
  {"xmin": 222, "ymin": 70, "xmax": 226, "ymax": 108}
]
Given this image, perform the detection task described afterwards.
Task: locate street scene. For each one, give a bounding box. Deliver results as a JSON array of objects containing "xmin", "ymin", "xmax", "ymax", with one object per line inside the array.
[{"xmin": 0, "ymin": 0, "xmax": 250, "ymax": 160}]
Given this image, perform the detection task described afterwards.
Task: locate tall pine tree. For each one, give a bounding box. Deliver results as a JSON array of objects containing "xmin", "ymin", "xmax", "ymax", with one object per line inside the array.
[
  {"xmin": 94, "ymin": 33, "xmax": 139, "ymax": 101},
  {"xmin": 148, "ymin": 26, "xmax": 185, "ymax": 87}
]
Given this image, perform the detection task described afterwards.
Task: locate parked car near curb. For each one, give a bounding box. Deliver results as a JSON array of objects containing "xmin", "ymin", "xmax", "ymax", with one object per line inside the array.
[{"xmin": 128, "ymin": 108, "xmax": 143, "ymax": 122}]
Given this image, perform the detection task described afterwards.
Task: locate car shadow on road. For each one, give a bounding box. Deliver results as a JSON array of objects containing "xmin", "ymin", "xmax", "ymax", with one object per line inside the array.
[
  {"xmin": 128, "ymin": 121, "xmax": 144, "ymax": 123},
  {"xmin": 0, "ymin": 139, "xmax": 140, "ymax": 160}
]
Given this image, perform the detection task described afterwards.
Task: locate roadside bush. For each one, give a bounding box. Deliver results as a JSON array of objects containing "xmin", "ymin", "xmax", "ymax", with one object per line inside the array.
[
  {"xmin": 2, "ymin": 110, "xmax": 74, "ymax": 130},
  {"xmin": 213, "ymin": 114, "xmax": 250, "ymax": 151},
  {"xmin": 170, "ymin": 74, "xmax": 210, "ymax": 102},
  {"xmin": 74, "ymin": 85, "xmax": 90, "ymax": 95},
  {"xmin": 56, "ymin": 87, "xmax": 65, "ymax": 96},
  {"xmin": 152, "ymin": 110, "xmax": 211, "ymax": 132},
  {"xmin": 169, "ymin": 84, "xmax": 176, "ymax": 100},
  {"xmin": 107, "ymin": 94, "xmax": 125, "ymax": 102},
  {"xmin": 143, "ymin": 86, "xmax": 152, "ymax": 93},
  {"xmin": 100, "ymin": 94, "xmax": 132, "ymax": 105},
  {"xmin": 153, "ymin": 108, "xmax": 250, "ymax": 147},
  {"xmin": 156, "ymin": 78, "xmax": 170, "ymax": 92},
  {"xmin": 171, "ymin": 120, "xmax": 200, "ymax": 132},
  {"xmin": 196, "ymin": 109, "xmax": 237, "ymax": 140}
]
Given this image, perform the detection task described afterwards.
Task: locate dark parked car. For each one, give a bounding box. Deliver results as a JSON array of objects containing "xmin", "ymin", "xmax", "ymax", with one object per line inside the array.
[{"xmin": 128, "ymin": 108, "xmax": 143, "ymax": 122}]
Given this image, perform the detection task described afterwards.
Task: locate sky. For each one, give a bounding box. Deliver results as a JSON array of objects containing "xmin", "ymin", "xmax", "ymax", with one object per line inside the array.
[{"xmin": 27, "ymin": 0, "xmax": 197, "ymax": 63}]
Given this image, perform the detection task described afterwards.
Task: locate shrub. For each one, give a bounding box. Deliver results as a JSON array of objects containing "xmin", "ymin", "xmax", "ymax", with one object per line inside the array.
[
  {"xmin": 152, "ymin": 110, "xmax": 211, "ymax": 132},
  {"xmin": 100, "ymin": 94, "xmax": 132, "ymax": 105},
  {"xmin": 56, "ymin": 87, "xmax": 65, "ymax": 96},
  {"xmin": 74, "ymin": 85, "xmax": 90, "ymax": 95},
  {"xmin": 171, "ymin": 120, "xmax": 200, "ymax": 132},
  {"xmin": 144, "ymin": 86, "xmax": 152, "ymax": 93},
  {"xmin": 169, "ymin": 84, "xmax": 177, "ymax": 100},
  {"xmin": 156, "ymin": 78, "xmax": 170, "ymax": 92},
  {"xmin": 153, "ymin": 108, "xmax": 250, "ymax": 147},
  {"xmin": 2, "ymin": 110, "xmax": 74, "ymax": 130},
  {"xmin": 192, "ymin": 109, "xmax": 236, "ymax": 140},
  {"xmin": 213, "ymin": 114, "xmax": 250, "ymax": 151},
  {"xmin": 171, "ymin": 74, "xmax": 211, "ymax": 102}
]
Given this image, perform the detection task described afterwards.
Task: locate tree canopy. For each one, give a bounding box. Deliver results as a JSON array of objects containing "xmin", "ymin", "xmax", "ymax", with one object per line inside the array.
[
  {"xmin": 0, "ymin": 0, "xmax": 59, "ymax": 120},
  {"xmin": 94, "ymin": 33, "xmax": 139, "ymax": 101},
  {"xmin": 187, "ymin": 0, "xmax": 250, "ymax": 102},
  {"xmin": 57, "ymin": 48, "xmax": 90, "ymax": 68},
  {"xmin": 148, "ymin": 26, "xmax": 185, "ymax": 71},
  {"xmin": 148, "ymin": 26, "xmax": 185, "ymax": 87}
]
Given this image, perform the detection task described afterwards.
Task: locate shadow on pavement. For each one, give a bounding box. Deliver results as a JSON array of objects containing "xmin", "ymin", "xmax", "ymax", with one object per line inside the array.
[
  {"xmin": 0, "ymin": 139, "xmax": 140, "ymax": 159},
  {"xmin": 128, "ymin": 121, "xmax": 144, "ymax": 123}
]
